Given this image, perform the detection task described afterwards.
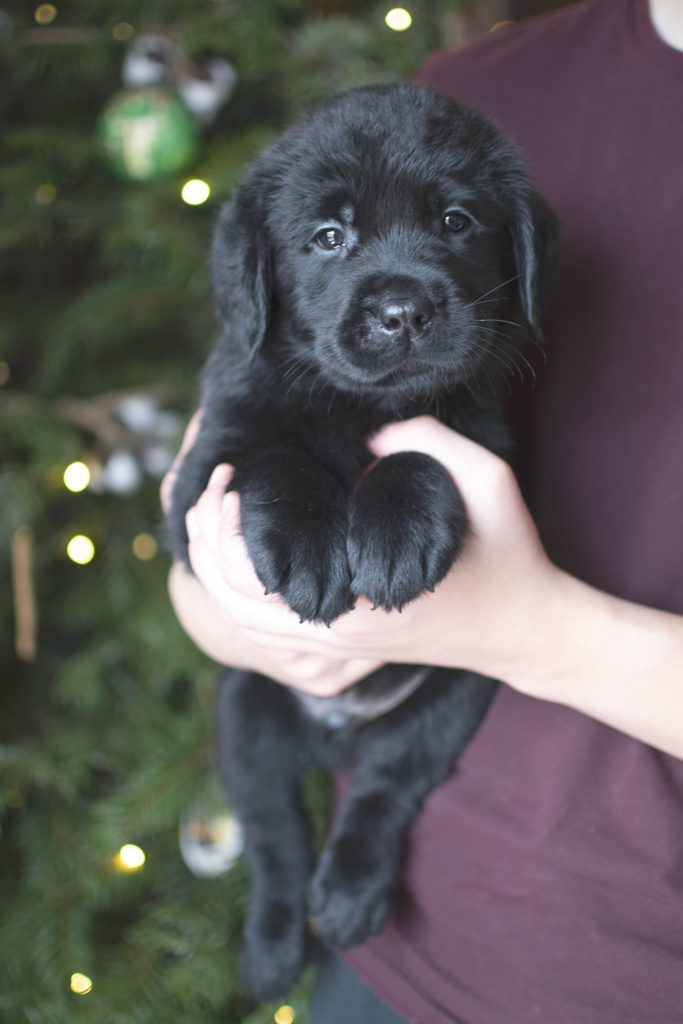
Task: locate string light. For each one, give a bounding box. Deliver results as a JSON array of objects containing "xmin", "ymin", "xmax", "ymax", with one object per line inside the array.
[
  {"xmin": 35, "ymin": 184, "xmax": 56, "ymax": 205},
  {"xmin": 66, "ymin": 535, "xmax": 95, "ymax": 564},
  {"xmin": 274, "ymin": 1007, "xmax": 295, "ymax": 1024},
  {"xmin": 114, "ymin": 843, "xmax": 146, "ymax": 871},
  {"xmin": 181, "ymin": 179, "xmax": 211, "ymax": 205},
  {"xmin": 112, "ymin": 22, "xmax": 134, "ymax": 41},
  {"xmin": 70, "ymin": 972, "xmax": 93, "ymax": 995},
  {"xmin": 63, "ymin": 461, "xmax": 91, "ymax": 493},
  {"xmin": 132, "ymin": 533, "xmax": 158, "ymax": 561},
  {"xmin": 385, "ymin": 8, "xmax": 412, "ymax": 31},
  {"xmin": 34, "ymin": 3, "xmax": 57, "ymax": 24}
]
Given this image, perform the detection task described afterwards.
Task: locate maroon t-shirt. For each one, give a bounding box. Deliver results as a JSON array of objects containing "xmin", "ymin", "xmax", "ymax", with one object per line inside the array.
[{"xmin": 343, "ymin": 3, "xmax": 683, "ymax": 1022}]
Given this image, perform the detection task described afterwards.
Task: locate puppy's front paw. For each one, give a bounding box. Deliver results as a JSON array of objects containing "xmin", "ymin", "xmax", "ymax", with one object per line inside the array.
[
  {"xmin": 308, "ymin": 836, "xmax": 395, "ymax": 949},
  {"xmin": 240, "ymin": 896, "xmax": 310, "ymax": 1001},
  {"xmin": 234, "ymin": 456, "xmax": 352, "ymax": 623},
  {"xmin": 242, "ymin": 497, "xmax": 352, "ymax": 624},
  {"xmin": 347, "ymin": 452, "xmax": 467, "ymax": 611}
]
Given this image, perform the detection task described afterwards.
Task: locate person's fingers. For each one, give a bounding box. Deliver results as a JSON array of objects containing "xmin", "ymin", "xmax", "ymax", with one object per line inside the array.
[
  {"xmin": 186, "ymin": 507, "xmax": 308, "ymax": 632},
  {"xmin": 369, "ymin": 416, "xmax": 519, "ymax": 525},
  {"xmin": 215, "ymin": 490, "xmax": 275, "ymax": 601},
  {"xmin": 369, "ymin": 416, "xmax": 483, "ymax": 470},
  {"xmin": 186, "ymin": 527, "xmax": 239, "ymax": 610},
  {"xmin": 231, "ymin": 596, "xmax": 389, "ymax": 659},
  {"xmin": 160, "ymin": 409, "xmax": 204, "ymax": 514},
  {"xmin": 189, "ymin": 464, "xmax": 233, "ymax": 543},
  {"xmin": 185, "ymin": 469, "xmax": 235, "ymax": 600},
  {"xmin": 284, "ymin": 656, "xmax": 384, "ymax": 695}
]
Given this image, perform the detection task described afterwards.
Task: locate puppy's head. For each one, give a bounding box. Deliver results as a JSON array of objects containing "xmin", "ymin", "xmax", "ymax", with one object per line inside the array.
[{"xmin": 211, "ymin": 84, "xmax": 559, "ymax": 397}]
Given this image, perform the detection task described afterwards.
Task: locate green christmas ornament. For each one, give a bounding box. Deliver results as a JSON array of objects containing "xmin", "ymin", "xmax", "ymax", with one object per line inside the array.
[{"xmin": 98, "ymin": 85, "xmax": 198, "ymax": 182}]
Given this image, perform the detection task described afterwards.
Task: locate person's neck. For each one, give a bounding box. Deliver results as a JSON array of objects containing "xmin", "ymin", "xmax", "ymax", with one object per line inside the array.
[{"xmin": 649, "ymin": 0, "xmax": 683, "ymax": 51}]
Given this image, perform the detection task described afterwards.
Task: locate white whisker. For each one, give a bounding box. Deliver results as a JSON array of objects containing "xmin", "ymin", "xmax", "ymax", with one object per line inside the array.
[{"xmin": 462, "ymin": 274, "xmax": 520, "ymax": 311}]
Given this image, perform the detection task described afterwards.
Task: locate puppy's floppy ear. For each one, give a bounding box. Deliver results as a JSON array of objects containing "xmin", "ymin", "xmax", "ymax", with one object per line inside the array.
[
  {"xmin": 210, "ymin": 180, "xmax": 272, "ymax": 355},
  {"xmin": 508, "ymin": 187, "xmax": 560, "ymax": 336}
]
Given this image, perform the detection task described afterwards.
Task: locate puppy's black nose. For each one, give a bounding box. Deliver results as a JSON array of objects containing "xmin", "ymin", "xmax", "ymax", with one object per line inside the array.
[{"xmin": 379, "ymin": 295, "xmax": 435, "ymax": 340}]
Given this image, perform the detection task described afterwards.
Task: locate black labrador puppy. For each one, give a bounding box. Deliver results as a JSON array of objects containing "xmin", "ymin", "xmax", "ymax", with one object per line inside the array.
[{"xmin": 167, "ymin": 83, "xmax": 559, "ymax": 1000}]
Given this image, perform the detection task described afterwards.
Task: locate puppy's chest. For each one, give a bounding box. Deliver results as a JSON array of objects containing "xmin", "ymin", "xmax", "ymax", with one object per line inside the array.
[{"xmin": 237, "ymin": 396, "xmax": 380, "ymax": 484}]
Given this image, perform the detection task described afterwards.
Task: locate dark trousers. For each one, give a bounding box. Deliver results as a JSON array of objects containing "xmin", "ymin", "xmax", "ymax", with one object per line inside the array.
[{"xmin": 310, "ymin": 950, "xmax": 408, "ymax": 1024}]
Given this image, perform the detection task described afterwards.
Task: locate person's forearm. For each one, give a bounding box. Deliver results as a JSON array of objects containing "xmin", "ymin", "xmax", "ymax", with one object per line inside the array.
[{"xmin": 504, "ymin": 571, "xmax": 683, "ymax": 759}]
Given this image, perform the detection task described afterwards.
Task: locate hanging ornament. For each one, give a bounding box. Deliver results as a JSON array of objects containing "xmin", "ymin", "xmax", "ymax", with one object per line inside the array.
[
  {"xmin": 177, "ymin": 56, "xmax": 237, "ymax": 129},
  {"xmin": 123, "ymin": 34, "xmax": 237, "ymax": 128},
  {"xmin": 115, "ymin": 394, "xmax": 181, "ymax": 479},
  {"xmin": 98, "ymin": 85, "xmax": 199, "ymax": 182},
  {"xmin": 179, "ymin": 773, "xmax": 244, "ymax": 878},
  {"xmin": 98, "ymin": 33, "xmax": 237, "ymax": 182},
  {"xmin": 102, "ymin": 448, "xmax": 142, "ymax": 493},
  {"xmin": 115, "ymin": 394, "xmax": 159, "ymax": 434},
  {"xmin": 122, "ymin": 34, "xmax": 182, "ymax": 90}
]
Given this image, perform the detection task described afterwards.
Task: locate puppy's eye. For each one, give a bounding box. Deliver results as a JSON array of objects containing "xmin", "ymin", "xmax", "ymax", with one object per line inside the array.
[
  {"xmin": 314, "ymin": 227, "xmax": 345, "ymax": 251},
  {"xmin": 443, "ymin": 210, "xmax": 472, "ymax": 234}
]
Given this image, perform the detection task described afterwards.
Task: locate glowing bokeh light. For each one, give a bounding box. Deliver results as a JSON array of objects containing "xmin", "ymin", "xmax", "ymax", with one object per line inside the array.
[
  {"xmin": 35, "ymin": 4, "xmax": 57, "ymax": 24},
  {"xmin": 181, "ymin": 179, "xmax": 211, "ymax": 205},
  {"xmin": 66, "ymin": 535, "xmax": 95, "ymax": 564},
  {"xmin": 274, "ymin": 1007, "xmax": 295, "ymax": 1024},
  {"xmin": 132, "ymin": 533, "xmax": 158, "ymax": 561},
  {"xmin": 35, "ymin": 184, "xmax": 57, "ymax": 205},
  {"xmin": 63, "ymin": 461, "xmax": 91, "ymax": 493},
  {"xmin": 115, "ymin": 843, "xmax": 146, "ymax": 871},
  {"xmin": 385, "ymin": 7, "xmax": 412, "ymax": 31},
  {"xmin": 70, "ymin": 973, "xmax": 93, "ymax": 995},
  {"xmin": 112, "ymin": 22, "xmax": 134, "ymax": 41}
]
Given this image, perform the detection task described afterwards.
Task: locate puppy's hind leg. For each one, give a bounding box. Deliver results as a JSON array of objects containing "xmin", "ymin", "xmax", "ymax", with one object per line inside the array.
[
  {"xmin": 216, "ymin": 670, "xmax": 314, "ymax": 1001},
  {"xmin": 308, "ymin": 669, "xmax": 498, "ymax": 949}
]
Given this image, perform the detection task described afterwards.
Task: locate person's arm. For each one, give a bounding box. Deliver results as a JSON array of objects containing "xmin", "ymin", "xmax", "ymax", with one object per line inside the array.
[{"xmin": 167, "ymin": 416, "xmax": 683, "ymax": 759}]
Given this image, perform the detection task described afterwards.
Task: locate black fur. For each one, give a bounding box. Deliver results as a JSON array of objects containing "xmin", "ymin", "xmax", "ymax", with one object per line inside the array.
[{"xmin": 167, "ymin": 83, "xmax": 559, "ymax": 1000}]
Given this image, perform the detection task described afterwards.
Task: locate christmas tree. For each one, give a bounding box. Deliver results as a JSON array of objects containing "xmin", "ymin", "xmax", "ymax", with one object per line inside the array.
[{"xmin": 1, "ymin": 1, "xmax": 483, "ymax": 1021}]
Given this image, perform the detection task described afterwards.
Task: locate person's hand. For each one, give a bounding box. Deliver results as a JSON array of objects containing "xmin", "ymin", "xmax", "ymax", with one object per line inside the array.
[
  {"xmin": 162, "ymin": 413, "xmax": 382, "ymax": 691},
  {"xmin": 172, "ymin": 416, "xmax": 565, "ymax": 694}
]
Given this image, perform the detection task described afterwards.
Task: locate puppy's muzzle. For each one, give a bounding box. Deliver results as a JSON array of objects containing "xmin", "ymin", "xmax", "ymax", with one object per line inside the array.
[
  {"xmin": 358, "ymin": 277, "xmax": 441, "ymax": 357},
  {"xmin": 378, "ymin": 293, "xmax": 435, "ymax": 345},
  {"xmin": 336, "ymin": 273, "xmax": 449, "ymax": 385}
]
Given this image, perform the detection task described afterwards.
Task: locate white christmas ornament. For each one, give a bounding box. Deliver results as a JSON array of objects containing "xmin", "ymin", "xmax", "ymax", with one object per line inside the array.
[
  {"xmin": 179, "ymin": 775, "xmax": 244, "ymax": 878},
  {"xmin": 116, "ymin": 394, "xmax": 159, "ymax": 433},
  {"xmin": 178, "ymin": 58, "xmax": 237, "ymax": 127},
  {"xmin": 121, "ymin": 34, "xmax": 237, "ymax": 129},
  {"xmin": 122, "ymin": 35, "xmax": 182, "ymax": 89},
  {"xmin": 141, "ymin": 443, "xmax": 175, "ymax": 477},
  {"xmin": 103, "ymin": 449, "xmax": 142, "ymax": 494}
]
